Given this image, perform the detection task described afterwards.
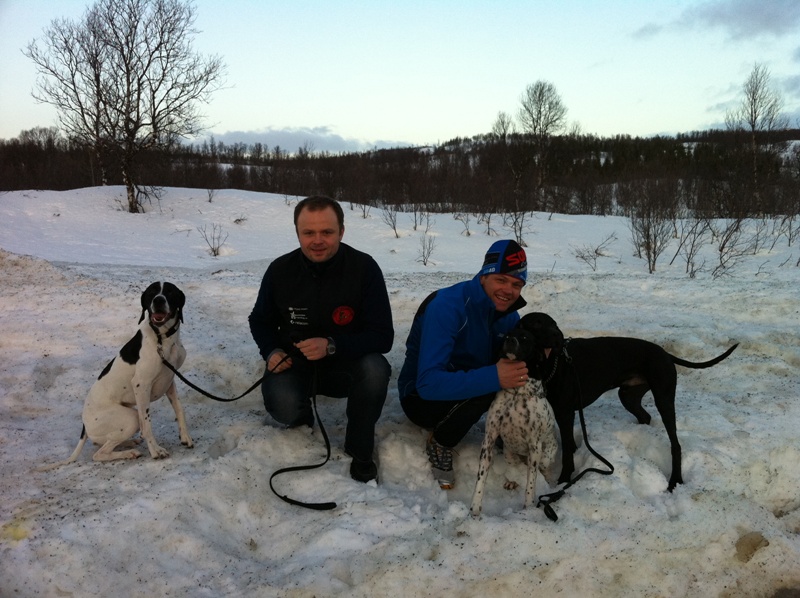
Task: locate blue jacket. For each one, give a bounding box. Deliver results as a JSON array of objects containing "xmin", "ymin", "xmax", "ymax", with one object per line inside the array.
[{"xmin": 397, "ymin": 275, "xmax": 526, "ymax": 402}]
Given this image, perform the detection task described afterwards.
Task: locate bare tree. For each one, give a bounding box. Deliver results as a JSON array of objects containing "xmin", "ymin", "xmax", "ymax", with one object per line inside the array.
[
  {"xmin": 26, "ymin": 0, "xmax": 226, "ymax": 213},
  {"xmin": 620, "ymin": 179, "xmax": 675, "ymax": 274},
  {"xmin": 454, "ymin": 212, "xmax": 472, "ymax": 236},
  {"xmin": 492, "ymin": 111, "xmax": 515, "ymax": 139},
  {"xmin": 417, "ymin": 233, "xmax": 436, "ymax": 266},
  {"xmin": 503, "ymin": 209, "xmax": 529, "ymax": 247},
  {"xmin": 518, "ymin": 80, "xmax": 568, "ymax": 197},
  {"xmin": 669, "ymin": 213, "xmax": 711, "ymax": 277},
  {"xmin": 381, "ymin": 203, "xmax": 401, "ymax": 238},
  {"xmin": 477, "ymin": 211, "xmax": 498, "ymax": 236},
  {"xmin": 725, "ymin": 63, "xmax": 789, "ymax": 214},
  {"xmin": 197, "ymin": 223, "xmax": 228, "ymax": 257},
  {"xmin": 417, "ymin": 213, "xmax": 436, "ymax": 266},
  {"xmin": 571, "ymin": 232, "xmax": 617, "ymax": 272}
]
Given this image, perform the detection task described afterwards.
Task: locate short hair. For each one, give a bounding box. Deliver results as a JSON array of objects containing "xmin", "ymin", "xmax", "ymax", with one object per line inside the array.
[{"xmin": 293, "ymin": 196, "xmax": 345, "ymax": 230}]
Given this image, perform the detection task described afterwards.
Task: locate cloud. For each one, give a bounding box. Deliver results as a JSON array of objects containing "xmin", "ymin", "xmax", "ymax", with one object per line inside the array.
[
  {"xmin": 679, "ymin": 0, "xmax": 800, "ymax": 40},
  {"xmin": 199, "ymin": 126, "xmax": 412, "ymax": 154},
  {"xmin": 631, "ymin": 22, "xmax": 664, "ymax": 40}
]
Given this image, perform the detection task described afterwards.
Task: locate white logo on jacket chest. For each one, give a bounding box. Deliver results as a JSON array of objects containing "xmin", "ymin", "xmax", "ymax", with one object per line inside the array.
[{"xmin": 288, "ymin": 307, "xmax": 309, "ymax": 326}]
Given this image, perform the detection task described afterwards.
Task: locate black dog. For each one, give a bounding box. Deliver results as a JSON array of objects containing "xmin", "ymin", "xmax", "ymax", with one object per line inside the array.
[{"xmin": 509, "ymin": 312, "xmax": 738, "ymax": 491}]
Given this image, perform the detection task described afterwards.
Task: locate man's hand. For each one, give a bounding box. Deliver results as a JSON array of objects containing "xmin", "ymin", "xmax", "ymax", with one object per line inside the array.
[
  {"xmin": 294, "ymin": 337, "xmax": 330, "ymax": 361},
  {"xmin": 497, "ymin": 357, "xmax": 528, "ymax": 389},
  {"xmin": 267, "ymin": 350, "xmax": 292, "ymax": 373}
]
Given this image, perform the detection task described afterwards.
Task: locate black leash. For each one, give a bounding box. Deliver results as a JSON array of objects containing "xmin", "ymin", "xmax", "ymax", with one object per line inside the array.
[
  {"xmin": 156, "ymin": 329, "xmax": 267, "ymax": 403},
  {"xmin": 158, "ymin": 342, "xmax": 337, "ymax": 511},
  {"xmin": 160, "ymin": 355, "xmax": 266, "ymax": 402},
  {"xmin": 537, "ymin": 346, "xmax": 614, "ymax": 522},
  {"xmin": 268, "ymin": 365, "xmax": 337, "ymax": 511}
]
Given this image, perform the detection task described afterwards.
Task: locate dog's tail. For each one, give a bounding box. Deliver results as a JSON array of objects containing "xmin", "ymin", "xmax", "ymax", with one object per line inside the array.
[
  {"xmin": 34, "ymin": 426, "xmax": 88, "ymax": 472},
  {"xmin": 670, "ymin": 343, "xmax": 739, "ymax": 369}
]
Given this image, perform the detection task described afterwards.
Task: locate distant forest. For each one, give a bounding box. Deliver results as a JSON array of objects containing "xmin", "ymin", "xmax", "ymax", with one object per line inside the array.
[{"xmin": 3, "ymin": 125, "xmax": 799, "ymax": 219}]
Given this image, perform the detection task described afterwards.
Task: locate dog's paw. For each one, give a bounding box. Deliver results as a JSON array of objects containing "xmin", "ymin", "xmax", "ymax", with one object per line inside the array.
[
  {"xmin": 181, "ymin": 434, "xmax": 194, "ymax": 449},
  {"xmin": 503, "ymin": 479, "xmax": 520, "ymax": 491},
  {"xmin": 148, "ymin": 444, "xmax": 170, "ymax": 459}
]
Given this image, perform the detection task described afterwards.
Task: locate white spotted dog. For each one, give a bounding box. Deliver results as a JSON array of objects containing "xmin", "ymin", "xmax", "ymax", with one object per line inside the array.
[
  {"xmin": 41, "ymin": 282, "xmax": 192, "ymax": 469},
  {"xmin": 470, "ymin": 327, "xmax": 558, "ymax": 517}
]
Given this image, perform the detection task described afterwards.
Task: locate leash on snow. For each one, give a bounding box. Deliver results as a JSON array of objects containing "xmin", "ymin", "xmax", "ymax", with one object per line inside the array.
[
  {"xmin": 268, "ymin": 365, "xmax": 337, "ymax": 511},
  {"xmin": 537, "ymin": 344, "xmax": 614, "ymax": 522},
  {"xmin": 158, "ymin": 343, "xmax": 337, "ymax": 511}
]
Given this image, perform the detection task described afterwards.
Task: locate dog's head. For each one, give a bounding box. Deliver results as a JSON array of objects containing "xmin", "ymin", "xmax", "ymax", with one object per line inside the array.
[
  {"xmin": 139, "ymin": 282, "xmax": 185, "ymax": 327},
  {"xmin": 505, "ymin": 312, "xmax": 565, "ymax": 380}
]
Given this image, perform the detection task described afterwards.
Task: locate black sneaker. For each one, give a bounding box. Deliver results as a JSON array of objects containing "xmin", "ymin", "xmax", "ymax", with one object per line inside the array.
[{"xmin": 349, "ymin": 457, "xmax": 378, "ymax": 483}]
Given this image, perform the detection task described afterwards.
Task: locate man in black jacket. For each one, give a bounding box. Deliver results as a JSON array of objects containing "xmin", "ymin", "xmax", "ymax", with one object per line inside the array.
[{"xmin": 249, "ymin": 196, "xmax": 394, "ymax": 482}]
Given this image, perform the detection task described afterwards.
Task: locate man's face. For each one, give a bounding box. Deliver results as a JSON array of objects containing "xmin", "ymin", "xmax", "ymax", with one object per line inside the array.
[
  {"xmin": 296, "ymin": 206, "xmax": 344, "ymax": 263},
  {"xmin": 480, "ymin": 273, "xmax": 524, "ymax": 311}
]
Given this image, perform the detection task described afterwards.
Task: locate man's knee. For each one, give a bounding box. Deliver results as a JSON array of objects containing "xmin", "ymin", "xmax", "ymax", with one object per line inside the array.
[
  {"xmin": 261, "ymin": 374, "xmax": 312, "ymax": 427},
  {"xmin": 355, "ymin": 353, "xmax": 391, "ymax": 390}
]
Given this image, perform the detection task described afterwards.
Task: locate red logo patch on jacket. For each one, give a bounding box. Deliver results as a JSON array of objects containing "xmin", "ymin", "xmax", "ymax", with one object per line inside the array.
[{"xmin": 332, "ymin": 306, "xmax": 355, "ymax": 325}]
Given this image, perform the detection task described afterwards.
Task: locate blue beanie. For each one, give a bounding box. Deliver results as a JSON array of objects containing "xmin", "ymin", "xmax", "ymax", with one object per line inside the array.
[{"xmin": 478, "ymin": 240, "xmax": 527, "ymax": 283}]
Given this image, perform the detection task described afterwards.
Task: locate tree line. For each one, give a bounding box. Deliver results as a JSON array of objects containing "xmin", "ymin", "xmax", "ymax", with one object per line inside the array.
[{"xmin": 3, "ymin": 124, "xmax": 799, "ymax": 219}]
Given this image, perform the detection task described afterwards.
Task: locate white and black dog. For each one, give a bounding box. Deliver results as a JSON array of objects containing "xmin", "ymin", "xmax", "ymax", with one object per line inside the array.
[
  {"xmin": 43, "ymin": 282, "xmax": 192, "ymax": 468},
  {"xmin": 470, "ymin": 329, "xmax": 558, "ymax": 517}
]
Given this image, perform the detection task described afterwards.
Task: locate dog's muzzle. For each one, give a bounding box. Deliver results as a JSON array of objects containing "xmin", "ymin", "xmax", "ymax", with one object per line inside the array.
[
  {"xmin": 503, "ymin": 336, "xmax": 521, "ymax": 360},
  {"xmin": 149, "ymin": 296, "xmax": 173, "ymax": 325}
]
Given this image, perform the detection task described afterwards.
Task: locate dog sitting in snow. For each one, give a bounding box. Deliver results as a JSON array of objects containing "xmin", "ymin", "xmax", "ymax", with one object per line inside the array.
[
  {"xmin": 44, "ymin": 282, "xmax": 192, "ymax": 468},
  {"xmin": 470, "ymin": 326, "xmax": 558, "ymax": 517}
]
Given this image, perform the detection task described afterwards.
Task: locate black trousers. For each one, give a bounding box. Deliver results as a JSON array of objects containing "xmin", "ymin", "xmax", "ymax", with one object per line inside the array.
[
  {"xmin": 261, "ymin": 353, "xmax": 391, "ymax": 461},
  {"xmin": 400, "ymin": 390, "xmax": 495, "ymax": 448}
]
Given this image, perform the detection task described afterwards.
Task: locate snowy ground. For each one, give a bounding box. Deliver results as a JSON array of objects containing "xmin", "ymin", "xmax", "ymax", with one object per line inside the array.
[{"xmin": 1, "ymin": 187, "xmax": 799, "ymax": 597}]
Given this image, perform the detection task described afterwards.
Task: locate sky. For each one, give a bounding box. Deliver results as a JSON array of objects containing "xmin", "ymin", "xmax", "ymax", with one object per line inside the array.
[
  {"xmin": 1, "ymin": 0, "xmax": 800, "ymax": 152},
  {"xmin": 1, "ymin": 186, "xmax": 799, "ymax": 595}
]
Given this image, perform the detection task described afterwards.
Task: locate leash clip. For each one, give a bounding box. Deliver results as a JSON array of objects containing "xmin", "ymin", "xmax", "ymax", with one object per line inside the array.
[{"xmin": 562, "ymin": 338, "xmax": 573, "ymax": 364}]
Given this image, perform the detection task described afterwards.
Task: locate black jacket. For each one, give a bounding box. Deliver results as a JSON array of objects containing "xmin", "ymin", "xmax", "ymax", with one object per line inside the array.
[{"xmin": 249, "ymin": 243, "xmax": 394, "ymax": 361}]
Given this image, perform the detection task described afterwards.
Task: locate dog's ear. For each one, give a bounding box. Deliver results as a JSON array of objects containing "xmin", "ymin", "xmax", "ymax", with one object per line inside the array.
[
  {"xmin": 521, "ymin": 312, "xmax": 564, "ymax": 353},
  {"xmin": 141, "ymin": 282, "xmax": 160, "ymax": 309},
  {"xmin": 545, "ymin": 325, "xmax": 565, "ymax": 353},
  {"xmin": 139, "ymin": 282, "xmax": 160, "ymax": 323}
]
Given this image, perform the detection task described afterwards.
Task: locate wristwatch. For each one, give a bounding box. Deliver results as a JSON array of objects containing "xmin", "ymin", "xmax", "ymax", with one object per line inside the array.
[{"xmin": 326, "ymin": 337, "xmax": 336, "ymax": 355}]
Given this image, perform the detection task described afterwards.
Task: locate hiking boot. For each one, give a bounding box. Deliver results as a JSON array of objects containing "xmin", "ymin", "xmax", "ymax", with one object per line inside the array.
[
  {"xmin": 349, "ymin": 457, "xmax": 378, "ymax": 483},
  {"xmin": 426, "ymin": 434, "xmax": 455, "ymax": 490},
  {"xmin": 344, "ymin": 447, "xmax": 378, "ymax": 483}
]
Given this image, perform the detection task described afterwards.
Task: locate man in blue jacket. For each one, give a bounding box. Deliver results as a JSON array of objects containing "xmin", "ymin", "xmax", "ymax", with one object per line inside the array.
[
  {"xmin": 397, "ymin": 240, "xmax": 530, "ymax": 489},
  {"xmin": 249, "ymin": 196, "xmax": 394, "ymax": 483}
]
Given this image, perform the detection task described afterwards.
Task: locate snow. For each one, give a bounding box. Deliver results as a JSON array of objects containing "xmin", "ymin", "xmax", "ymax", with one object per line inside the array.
[{"xmin": 1, "ymin": 186, "xmax": 799, "ymax": 597}]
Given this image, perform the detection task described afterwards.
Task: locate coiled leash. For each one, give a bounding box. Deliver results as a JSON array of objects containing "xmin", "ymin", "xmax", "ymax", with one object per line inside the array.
[
  {"xmin": 268, "ymin": 365, "xmax": 337, "ymax": 511},
  {"xmin": 159, "ymin": 347, "xmax": 337, "ymax": 511},
  {"xmin": 537, "ymin": 344, "xmax": 614, "ymax": 522}
]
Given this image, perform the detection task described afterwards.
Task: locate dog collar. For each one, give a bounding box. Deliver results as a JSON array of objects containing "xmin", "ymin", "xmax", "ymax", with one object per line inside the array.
[
  {"xmin": 150, "ymin": 321, "xmax": 180, "ymax": 345},
  {"xmin": 543, "ymin": 339, "xmax": 572, "ymax": 386}
]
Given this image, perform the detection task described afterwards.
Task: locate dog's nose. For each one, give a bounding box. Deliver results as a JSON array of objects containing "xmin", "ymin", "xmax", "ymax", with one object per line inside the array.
[{"xmin": 152, "ymin": 296, "xmax": 168, "ymax": 310}]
